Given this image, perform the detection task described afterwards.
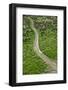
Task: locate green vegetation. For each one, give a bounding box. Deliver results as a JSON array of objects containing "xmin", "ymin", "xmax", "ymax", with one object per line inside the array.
[
  {"xmin": 23, "ymin": 15, "xmax": 57, "ymax": 75},
  {"xmin": 39, "ymin": 28, "xmax": 57, "ymax": 60}
]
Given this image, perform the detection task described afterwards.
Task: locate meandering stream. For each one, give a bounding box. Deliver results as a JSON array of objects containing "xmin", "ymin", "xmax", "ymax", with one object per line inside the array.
[{"xmin": 28, "ymin": 17, "xmax": 57, "ymax": 73}]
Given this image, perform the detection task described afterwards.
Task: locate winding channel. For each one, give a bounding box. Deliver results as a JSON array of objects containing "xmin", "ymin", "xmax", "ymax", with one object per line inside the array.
[{"xmin": 28, "ymin": 17, "xmax": 57, "ymax": 73}]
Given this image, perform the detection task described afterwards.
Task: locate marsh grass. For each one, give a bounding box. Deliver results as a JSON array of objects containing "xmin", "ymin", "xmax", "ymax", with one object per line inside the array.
[{"xmin": 23, "ymin": 15, "xmax": 57, "ymax": 75}]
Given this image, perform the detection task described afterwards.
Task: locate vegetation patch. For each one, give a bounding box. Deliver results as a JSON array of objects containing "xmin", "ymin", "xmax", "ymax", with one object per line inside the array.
[{"xmin": 23, "ymin": 15, "xmax": 57, "ymax": 75}]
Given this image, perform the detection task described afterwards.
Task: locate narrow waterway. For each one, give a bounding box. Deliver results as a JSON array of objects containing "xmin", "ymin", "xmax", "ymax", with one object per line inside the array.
[{"xmin": 28, "ymin": 17, "xmax": 57, "ymax": 73}]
